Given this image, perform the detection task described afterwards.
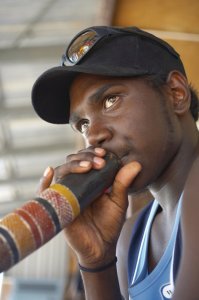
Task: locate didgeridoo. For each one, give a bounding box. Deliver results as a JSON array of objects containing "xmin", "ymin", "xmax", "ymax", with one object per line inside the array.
[{"xmin": 0, "ymin": 152, "xmax": 121, "ymax": 273}]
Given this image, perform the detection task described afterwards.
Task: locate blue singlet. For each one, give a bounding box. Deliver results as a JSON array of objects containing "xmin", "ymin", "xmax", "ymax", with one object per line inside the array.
[{"xmin": 128, "ymin": 194, "xmax": 183, "ymax": 300}]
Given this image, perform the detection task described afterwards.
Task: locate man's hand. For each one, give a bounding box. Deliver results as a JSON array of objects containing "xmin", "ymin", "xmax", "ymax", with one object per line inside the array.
[{"xmin": 53, "ymin": 147, "xmax": 141, "ymax": 268}]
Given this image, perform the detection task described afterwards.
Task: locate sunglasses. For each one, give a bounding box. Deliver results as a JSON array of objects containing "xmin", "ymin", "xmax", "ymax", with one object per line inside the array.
[{"xmin": 61, "ymin": 27, "xmax": 124, "ymax": 66}]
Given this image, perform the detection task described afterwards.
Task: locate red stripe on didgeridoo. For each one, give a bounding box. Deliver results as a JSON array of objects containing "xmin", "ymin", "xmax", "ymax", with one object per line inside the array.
[
  {"xmin": 15, "ymin": 208, "xmax": 42, "ymax": 248},
  {"xmin": 40, "ymin": 188, "xmax": 74, "ymax": 228},
  {"xmin": 22, "ymin": 200, "xmax": 56, "ymax": 243}
]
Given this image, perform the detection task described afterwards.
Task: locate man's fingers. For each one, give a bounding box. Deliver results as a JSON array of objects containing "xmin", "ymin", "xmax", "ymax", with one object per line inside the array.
[{"xmin": 37, "ymin": 166, "xmax": 54, "ymax": 194}]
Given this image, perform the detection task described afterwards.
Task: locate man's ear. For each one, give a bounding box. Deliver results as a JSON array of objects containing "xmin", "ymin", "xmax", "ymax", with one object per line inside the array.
[{"xmin": 166, "ymin": 71, "xmax": 191, "ymax": 116}]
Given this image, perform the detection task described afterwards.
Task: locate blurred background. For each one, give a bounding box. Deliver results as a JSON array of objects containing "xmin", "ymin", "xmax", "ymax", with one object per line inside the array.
[{"xmin": 0, "ymin": 0, "xmax": 198, "ymax": 299}]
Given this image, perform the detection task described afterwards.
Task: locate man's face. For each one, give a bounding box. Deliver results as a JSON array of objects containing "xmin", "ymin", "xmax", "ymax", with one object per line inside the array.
[{"xmin": 69, "ymin": 74, "xmax": 182, "ymax": 192}]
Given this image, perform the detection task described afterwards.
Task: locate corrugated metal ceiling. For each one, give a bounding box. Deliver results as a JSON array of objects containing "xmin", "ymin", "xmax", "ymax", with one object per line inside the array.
[{"xmin": 0, "ymin": 0, "xmax": 114, "ymax": 214}]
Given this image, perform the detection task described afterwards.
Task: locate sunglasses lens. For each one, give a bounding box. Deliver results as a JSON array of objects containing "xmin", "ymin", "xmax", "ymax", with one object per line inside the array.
[{"xmin": 67, "ymin": 31, "xmax": 98, "ymax": 64}]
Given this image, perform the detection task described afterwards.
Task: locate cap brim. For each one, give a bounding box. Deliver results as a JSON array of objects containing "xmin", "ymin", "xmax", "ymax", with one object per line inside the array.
[
  {"xmin": 32, "ymin": 66, "xmax": 76, "ymax": 124},
  {"xmin": 31, "ymin": 64, "xmax": 149, "ymax": 124}
]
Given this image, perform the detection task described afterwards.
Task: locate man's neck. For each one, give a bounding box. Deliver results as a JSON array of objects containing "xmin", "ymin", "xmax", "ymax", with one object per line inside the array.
[{"xmin": 149, "ymin": 129, "xmax": 199, "ymax": 213}]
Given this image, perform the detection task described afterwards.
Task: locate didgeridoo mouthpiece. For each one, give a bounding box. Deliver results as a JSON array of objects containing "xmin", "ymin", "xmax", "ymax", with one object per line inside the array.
[{"xmin": 0, "ymin": 152, "xmax": 121, "ymax": 272}]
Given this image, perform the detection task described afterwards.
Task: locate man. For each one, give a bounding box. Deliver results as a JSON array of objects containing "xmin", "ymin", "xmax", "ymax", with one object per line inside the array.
[{"xmin": 32, "ymin": 26, "xmax": 199, "ymax": 299}]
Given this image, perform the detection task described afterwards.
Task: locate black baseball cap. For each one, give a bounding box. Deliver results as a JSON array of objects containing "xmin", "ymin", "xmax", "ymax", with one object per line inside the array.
[{"xmin": 31, "ymin": 25, "xmax": 186, "ymax": 124}]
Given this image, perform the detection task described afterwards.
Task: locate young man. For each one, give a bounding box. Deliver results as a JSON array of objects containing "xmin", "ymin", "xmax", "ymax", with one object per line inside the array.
[{"xmin": 32, "ymin": 26, "xmax": 199, "ymax": 299}]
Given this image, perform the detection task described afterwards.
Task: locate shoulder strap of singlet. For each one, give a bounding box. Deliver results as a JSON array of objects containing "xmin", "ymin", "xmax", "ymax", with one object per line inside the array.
[
  {"xmin": 173, "ymin": 226, "xmax": 182, "ymax": 281},
  {"xmin": 127, "ymin": 200, "xmax": 154, "ymax": 285},
  {"xmin": 127, "ymin": 196, "xmax": 183, "ymax": 287}
]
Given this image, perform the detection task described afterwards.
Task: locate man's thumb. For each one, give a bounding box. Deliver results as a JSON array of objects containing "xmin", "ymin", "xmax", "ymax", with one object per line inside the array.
[{"xmin": 115, "ymin": 161, "xmax": 142, "ymax": 189}]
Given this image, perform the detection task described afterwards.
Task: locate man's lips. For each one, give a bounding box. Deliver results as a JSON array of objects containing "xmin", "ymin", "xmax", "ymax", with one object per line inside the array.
[
  {"xmin": 103, "ymin": 148, "xmax": 132, "ymax": 166},
  {"xmin": 120, "ymin": 154, "xmax": 130, "ymax": 166},
  {"xmin": 119, "ymin": 152, "xmax": 139, "ymax": 167},
  {"xmin": 113, "ymin": 151, "xmax": 130, "ymax": 166}
]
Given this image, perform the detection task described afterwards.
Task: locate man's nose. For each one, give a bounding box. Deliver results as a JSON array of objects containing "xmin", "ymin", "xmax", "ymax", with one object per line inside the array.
[{"xmin": 87, "ymin": 121, "xmax": 112, "ymax": 147}]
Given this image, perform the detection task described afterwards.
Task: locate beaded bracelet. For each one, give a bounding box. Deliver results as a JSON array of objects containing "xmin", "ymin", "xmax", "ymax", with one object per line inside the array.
[{"xmin": 79, "ymin": 256, "xmax": 117, "ymax": 273}]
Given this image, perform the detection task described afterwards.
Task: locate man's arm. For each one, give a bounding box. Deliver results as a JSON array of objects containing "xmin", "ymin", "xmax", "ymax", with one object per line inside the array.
[
  {"xmin": 80, "ymin": 265, "xmax": 123, "ymax": 300},
  {"xmin": 172, "ymin": 156, "xmax": 199, "ymax": 299}
]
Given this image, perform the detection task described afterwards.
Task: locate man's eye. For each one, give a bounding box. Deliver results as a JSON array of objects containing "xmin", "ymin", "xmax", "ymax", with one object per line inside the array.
[
  {"xmin": 78, "ymin": 120, "xmax": 89, "ymax": 133},
  {"xmin": 104, "ymin": 95, "xmax": 119, "ymax": 109}
]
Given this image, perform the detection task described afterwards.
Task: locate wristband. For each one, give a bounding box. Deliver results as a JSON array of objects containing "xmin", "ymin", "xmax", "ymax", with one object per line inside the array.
[{"xmin": 79, "ymin": 257, "xmax": 117, "ymax": 273}]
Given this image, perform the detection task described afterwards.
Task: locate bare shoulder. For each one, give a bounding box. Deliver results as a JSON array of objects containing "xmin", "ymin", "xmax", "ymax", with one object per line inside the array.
[
  {"xmin": 181, "ymin": 155, "xmax": 199, "ymax": 223},
  {"xmin": 117, "ymin": 208, "xmax": 142, "ymax": 256},
  {"xmin": 173, "ymin": 155, "xmax": 199, "ymax": 299},
  {"xmin": 116, "ymin": 209, "xmax": 141, "ymax": 300}
]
